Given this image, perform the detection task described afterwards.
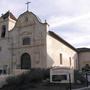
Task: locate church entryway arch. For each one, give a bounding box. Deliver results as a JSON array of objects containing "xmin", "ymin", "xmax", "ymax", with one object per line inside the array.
[{"xmin": 21, "ymin": 53, "xmax": 31, "ymax": 69}]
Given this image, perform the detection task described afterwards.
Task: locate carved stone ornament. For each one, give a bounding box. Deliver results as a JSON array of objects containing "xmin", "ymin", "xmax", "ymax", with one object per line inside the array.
[{"xmin": 25, "ymin": 16, "xmax": 28, "ymax": 22}]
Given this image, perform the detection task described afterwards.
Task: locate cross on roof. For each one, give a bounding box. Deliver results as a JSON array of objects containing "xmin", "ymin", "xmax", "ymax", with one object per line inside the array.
[{"xmin": 26, "ymin": 1, "xmax": 31, "ymax": 11}]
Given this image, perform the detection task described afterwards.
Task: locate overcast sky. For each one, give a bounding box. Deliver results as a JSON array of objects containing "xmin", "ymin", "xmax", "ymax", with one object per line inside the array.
[{"xmin": 0, "ymin": 0, "xmax": 90, "ymax": 48}]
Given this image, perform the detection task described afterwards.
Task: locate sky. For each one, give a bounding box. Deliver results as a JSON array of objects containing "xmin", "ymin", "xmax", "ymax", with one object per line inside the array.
[{"xmin": 0, "ymin": 0, "xmax": 90, "ymax": 48}]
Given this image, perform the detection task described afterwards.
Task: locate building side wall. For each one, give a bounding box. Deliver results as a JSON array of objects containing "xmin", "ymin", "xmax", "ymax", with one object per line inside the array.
[
  {"xmin": 78, "ymin": 52, "xmax": 90, "ymax": 70},
  {"xmin": 47, "ymin": 35, "xmax": 78, "ymax": 69}
]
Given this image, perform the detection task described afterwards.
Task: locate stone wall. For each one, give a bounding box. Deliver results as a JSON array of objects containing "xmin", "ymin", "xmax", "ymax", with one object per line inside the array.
[{"xmin": 78, "ymin": 52, "xmax": 90, "ymax": 70}]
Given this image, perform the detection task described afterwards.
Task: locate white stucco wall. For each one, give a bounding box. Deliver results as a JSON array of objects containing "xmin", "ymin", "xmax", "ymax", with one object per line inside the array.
[
  {"xmin": 47, "ymin": 34, "xmax": 78, "ymax": 69},
  {"xmin": 8, "ymin": 18, "xmax": 16, "ymax": 31}
]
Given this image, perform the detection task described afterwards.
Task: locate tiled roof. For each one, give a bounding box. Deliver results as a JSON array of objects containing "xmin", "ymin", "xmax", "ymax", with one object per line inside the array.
[
  {"xmin": 1, "ymin": 11, "xmax": 17, "ymax": 21},
  {"xmin": 48, "ymin": 31, "xmax": 77, "ymax": 52},
  {"xmin": 77, "ymin": 48, "xmax": 90, "ymax": 52}
]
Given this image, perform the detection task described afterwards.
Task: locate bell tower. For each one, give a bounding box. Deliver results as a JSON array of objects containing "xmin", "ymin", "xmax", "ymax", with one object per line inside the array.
[{"xmin": 0, "ymin": 11, "xmax": 16, "ymax": 38}]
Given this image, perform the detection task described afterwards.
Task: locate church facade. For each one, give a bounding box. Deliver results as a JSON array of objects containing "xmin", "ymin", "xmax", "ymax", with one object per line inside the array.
[{"xmin": 0, "ymin": 11, "xmax": 82, "ymax": 74}]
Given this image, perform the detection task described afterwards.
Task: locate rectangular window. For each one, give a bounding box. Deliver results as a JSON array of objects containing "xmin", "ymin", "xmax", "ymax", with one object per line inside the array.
[
  {"xmin": 69, "ymin": 57, "xmax": 71, "ymax": 66},
  {"xmin": 23, "ymin": 37, "xmax": 31, "ymax": 45},
  {"xmin": 1, "ymin": 25, "xmax": 6, "ymax": 38},
  {"xmin": 52, "ymin": 75, "xmax": 67, "ymax": 81},
  {"xmin": 60, "ymin": 53, "xmax": 62, "ymax": 64}
]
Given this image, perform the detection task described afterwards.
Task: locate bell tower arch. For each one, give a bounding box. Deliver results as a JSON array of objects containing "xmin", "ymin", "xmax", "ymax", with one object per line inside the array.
[{"xmin": 0, "ymin": 11, "xmax": 16, "ymax": 38}]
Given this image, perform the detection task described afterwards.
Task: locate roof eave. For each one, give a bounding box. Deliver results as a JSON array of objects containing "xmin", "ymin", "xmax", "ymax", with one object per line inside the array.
[{"xmin": 48, "ymin": 31, "xmax": 77, "ymax": 52}]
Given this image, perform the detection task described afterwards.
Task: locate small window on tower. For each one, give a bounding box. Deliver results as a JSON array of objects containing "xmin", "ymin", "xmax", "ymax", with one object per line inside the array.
[{"xmin": 1, "ymin": 25, "xmax": 6, "ymax": 38}]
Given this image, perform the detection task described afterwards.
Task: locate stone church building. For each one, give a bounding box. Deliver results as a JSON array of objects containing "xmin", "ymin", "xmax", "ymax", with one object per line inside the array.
[{"xmin": 0, "ymin": 10, "xmax": 88, "ymax": 74}]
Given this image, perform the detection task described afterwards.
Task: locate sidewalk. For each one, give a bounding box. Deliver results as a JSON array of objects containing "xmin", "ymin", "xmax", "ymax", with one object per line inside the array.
[
  {"xmin": 72, "ymin": 85, "xmax": 90, "ymax": 90},
  {"xmin": 0, "ymin": 75, "xmax": 9, "ymax": 88}
]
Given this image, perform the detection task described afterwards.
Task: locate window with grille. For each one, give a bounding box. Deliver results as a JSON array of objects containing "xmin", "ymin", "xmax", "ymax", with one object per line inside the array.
[{"xmin": 23, "ymin": 37, "xmax": 31, "ymax": 45}]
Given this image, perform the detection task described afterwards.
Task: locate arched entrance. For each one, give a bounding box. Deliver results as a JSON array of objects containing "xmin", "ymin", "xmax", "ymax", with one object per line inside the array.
[{"xmin": 21, "ymin": 53, "xmax": 31, "ymax": 69}]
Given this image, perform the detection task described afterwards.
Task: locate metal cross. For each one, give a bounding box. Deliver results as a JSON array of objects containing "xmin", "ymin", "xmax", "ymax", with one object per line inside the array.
[{"xmin": 26, "ymin": 2, "xmax": 31, "ymax": 11}]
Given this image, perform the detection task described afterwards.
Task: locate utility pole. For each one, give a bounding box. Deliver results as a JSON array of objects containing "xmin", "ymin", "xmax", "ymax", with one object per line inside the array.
[
  {"xmin": 86, "ymin": 72, "xmax": 88, "ymax": 87},
  {"xmin": 69, "ymin": 73, "xmax": 72, "ymax": 90}
]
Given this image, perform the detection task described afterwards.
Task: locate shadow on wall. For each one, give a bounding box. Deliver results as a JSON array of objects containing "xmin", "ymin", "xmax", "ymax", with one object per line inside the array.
[
  {"xmin": 72, "ymin": 53, "xmax": 78, "ymax": 69},
  {"xmin": 47, "ymin": 54, "xmax": 55, "ymax": 68}
]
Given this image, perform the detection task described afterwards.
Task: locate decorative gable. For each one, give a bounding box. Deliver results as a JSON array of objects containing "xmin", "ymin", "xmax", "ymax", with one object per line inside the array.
[{"xmin": 15, "ymin": 11, "xmax": 43, "ymax": 28}]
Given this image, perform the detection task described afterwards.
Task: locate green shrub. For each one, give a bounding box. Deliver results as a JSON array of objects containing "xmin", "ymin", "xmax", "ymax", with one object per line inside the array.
[
  {"xmin": 74, "ymin": 70, "xmax": 87, "ymax": 84},
  {"xmin": 28, "ymin": 68, "xmax": 50, "ymax": 82},
  {"xmin": 4, "ymin": 68, "xmax": 50, "ymax": 89}
]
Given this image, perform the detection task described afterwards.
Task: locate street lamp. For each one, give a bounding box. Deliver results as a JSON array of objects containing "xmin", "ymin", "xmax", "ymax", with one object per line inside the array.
[
  {"xmin": 85, "ymin": 72, "xmax": 88, "ymax": 87},
  {"xmin": 69, "ymin": 73, "xmax": 72, "ymax": 90}
]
